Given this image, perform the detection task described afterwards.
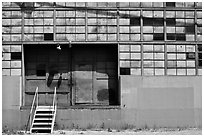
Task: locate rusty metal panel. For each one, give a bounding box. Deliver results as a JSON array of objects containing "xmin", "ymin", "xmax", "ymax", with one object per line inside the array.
[
  {"xmin": 94, "ymin": 79, "xmax": 109, "ymax": 104},
  {"xmin": 25, "ymin": 79, "xmax": 46, "ymax": 92},
  {"xmin": 74, "ymin": 63, "xmax": 93, "ymax": 103}
]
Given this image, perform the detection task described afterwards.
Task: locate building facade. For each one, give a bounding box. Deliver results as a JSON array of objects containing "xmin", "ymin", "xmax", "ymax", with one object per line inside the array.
[{"xmin": 2, "ymin": 2, "xmax": 202, "ymax": 130}]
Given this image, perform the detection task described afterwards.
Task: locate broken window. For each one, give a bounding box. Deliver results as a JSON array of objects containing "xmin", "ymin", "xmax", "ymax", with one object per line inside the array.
[
  {"xmin": 153, "ymin": 18, "xmax": 164, "ymax": 26},
  {"xmin": 166, "ymin": 2, "xmax": 175, "ymax": 7},
  {"xmin": 44, "ymin": 33, "xmax": 54, "ymax": 41},
  {"xmin": 186, "ymin": 53, "xmax": 195, "ymax": 60},
  {"xmin": 167, "ymin": 33, "xmax": 175, "ymax": 40},
  {"xmin": 143, "ymin": 18, "xmax": 153, "ymax": 26},
  {"xmin": 198, "ymin": 44, "xmax": 202, "ymax": 67},
  {"xmin": 153, "ymin": 33, "xmax": 164, "ymax": 40},
  {"xmin": 176, "ymin": 34, "xmax": 186, "ymax": 41},
  {"xmin": 11, "ymin": 52, "xmax": 22, "ymax": 60},
  {"xmin": 130, "ymin": 17, "xmax": 140, "ymax": 26},
  {"xmin": 166, "ymin": 18, "xmax": 176, "ymax": 26},
  {"xmin": 120, "ymin": 68, "xmax": 130, "ymax": 75}
]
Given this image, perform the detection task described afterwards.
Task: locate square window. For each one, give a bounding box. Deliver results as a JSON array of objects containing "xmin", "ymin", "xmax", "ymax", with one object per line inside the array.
[
  {"xmin": 143, "ymin": 53, "xmax": 153, "ymax": 60},
  {"xmin": 167, "ymin": 54, "xmax": 176, "ymax": 60},
  {"xmin": 187, "ymin": 69, "xmax": 195, "ymax": 75},
  {"xmin": 187, "ymin": 61, "xmax": 195, "ymax": 67},
  {"xmin": 131, "ymin": 61, "xmax": 141, "ymax": 67},
  {"xmin": 166, "ymin": 18, "xmax": 176, "ymax": 26},
  {"xmin": 44, "ymin": 33, "xmax": 53, "ymax": 41},
  {"xmin": 177, "ymin": 54, "xmax": 186, "ymax": 60},
  {"xmin": 155, "ymin": 61, "xmax": 165, "ymax": 67},
  {"xmin": 143, "ymin": 61, "xmax": 154, "ymax": 67},
  {"xmin": 154, "ymin": 45, "xmax": 164, "ymax": 52},
  {"xmin": 130, "ymin": 18, "xmax": 140, "ymax": 26},
  {"xmin": 154, "ymin": 53, "xmax": 164, "ymax": 59},
  {"xmin": 177, "ymin": 69, "xmax": 186, "ymax": 75},
  {"xmin": 166, "ymin": 11, "xmax": 175, "ymax": 18},
  {"xmin": 186, "ymin": 45, "xmax": 195, "ymax": 52},
  {"xmin": 120, "ymin": 45, "xmax": 130, "ymax": 52},
  {"xmin": 167, "ymin": 61, "xmax": 176, "ymax": 67},
  {"xmin": 176, "ymin": 34, "xmax": 186, "ymax": 41},
  {"xmin": 120, "ymin": 53, "xmax": 130, "ymax": 59},
  {"xmin": 120, "ymin": 60, "xmax": 130, "ymax": 67},
  {"xmin": 144, "ymin": 68, "xmax": 154, "ymax": 75},
  {"xmin": 167, "ymin": 33, "xmax": 176, "ymax": 40},
  {"xmin": 153, "ymin": 33, "xmax": 164, "ymax": 40},
  {"xmin": 153, "ymin": 18, "xmax": 164, "ymax": 26},
  {"xmin": 155, "ymin": 69, "xmax": 164, "ymax": 75},
  {"xmin": 143, "ymin": 45, "xmax": 153, "ymax": 51},
  {"xmin": 166, "ymin": 2, "xmax": 175, "ymax": 7},
  {"xmin": 120, "ymin": 68, "xmax": 130, "ymax": 75},
  {"xmin": 167, "ymin": 69, "xmax": 176, "ymax": 75},
  {"xmin": 167, "ymin": 45, "xmax": 176, "ymax": 52},
  {"xmin": 186, "ymin": 53, "xmax": 195, "ymax": 60},
  {"xmin": 131, "ymin": 68, "xmax": 141, "ymax": 75},
  {"xmin": 177, "ymin": 61, "xmax": 186, "ymax": 67},
  {"xmin": 176, "ymin": 45, "xmax": 185, "ymax": 52},
  {"xmin": 11, "ymin": 52, "xmax": 22, "ymax": 60},
  {"xmin": 131, "ymin": 53, "xmax": 141, "ymax": 60},
  {"xmin": 167, "ymin": 27, "xmax": 175, "ymax": 33},
  {"xmin": 131, "ymin": 45, "xmax": 141, "ymax": 52}
]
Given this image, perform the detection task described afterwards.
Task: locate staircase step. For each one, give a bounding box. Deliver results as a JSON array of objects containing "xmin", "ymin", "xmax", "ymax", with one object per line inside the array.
[
  {"xmin": 33, "ymin": 122, "xmax": 52, "ymax": 125},
  {"xmin": 37, "ymin": 105, "xmax": 54, "ymax": 108},
  {"xmin": 32, "ymin": 127, "xmax": 51, "ymax": 130},
  {"xmin": 34, "ymin": 118, "xmax": 53, "ymax": 120},
  {"xmin": 34, "ymin": 120, "xmax": 52, "ymax": 123},
  {"xmin": 31, "ymin": 129, "xmax": 51, "ymax": 133},
  {"xmin": 36, "ymin": 108, "xmax": 54, "ymax": 111},
  {"xmin": 35, "ymin": 115, "xmax": 53, "ymax": 119},
  {"xmin": 35, "ymin": 113, "xmax": 54, "ymax": 116},
  {"xmin": 32, "ymin": 124, "xmax": 52, "ymax": 128}
]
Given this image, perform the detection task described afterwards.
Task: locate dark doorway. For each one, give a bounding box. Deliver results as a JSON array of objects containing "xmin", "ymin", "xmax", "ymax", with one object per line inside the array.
[{"xmin": 24, "ymin": 44, "xmax": 119, "ymax": 107}]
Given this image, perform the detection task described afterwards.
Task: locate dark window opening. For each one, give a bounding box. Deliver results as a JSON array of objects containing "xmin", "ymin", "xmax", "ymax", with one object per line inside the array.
[
  {"xmin": 176, "ymin": 34, "xmax": 186, "ymax": 41},
  {"xmin": 36, "ymin": 64, "xmax": 46, "ymax": 76},
  {"xmin": 143, "ymin": 18, "xmax": 164, "ymax": 26},
  {"xmin": 167, "ymin": 33, "xmax": 176, "ymax": 40},
  {"xmin": 11, "ymin": 52, "xmax": 22, "ymax": 60},
  {"xmin": 198, "ymin": 60, "xmax": 202, "ymax": 67},
  {"xmin": 198, "ymin": 53, "xmax": 202, "ymax": 59},
  {"xmin": 185, "ymin": 26, "xmax": 195, "ymax": 34},
  {"xmin": 166, "ymin": 18, "xmax": 176, "ymax": 26},
  {"xmin": 153, "ymin": 33, "xmax": 164, "ymax": 40},
  {"xmin": 186, "ymin": 53, "xmax": 195, "ymax": 60},
  {"xmin": 166, "ymin": 2, "xmax": 175, "ymax": 7},
  {"xmin": 198, "ymin": 44, "xmax": 202, "ymax": 52},
  {"xmin": 143, "ymin": 18, "xmax": 153, "ymax": 26},
  {"xmin": 130, "ymin": 18, "xmax": 140, "ymax": 26},
  {"xmin": 153, "ymin": 18, "xmax": 164, "ymax": 26},
  {"xmin": 120, "ymin": 68, "xmax": 130, "ymax": 75},
  {"xmin": 44, "ymin": 33, "xmax": 53, "ymax": 41}
]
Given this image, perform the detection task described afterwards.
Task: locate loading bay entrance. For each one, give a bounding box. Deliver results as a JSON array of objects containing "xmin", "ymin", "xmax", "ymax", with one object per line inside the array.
[{"xmin": 24, "ymin": 44, "xmax": 119, "ymax": 107}]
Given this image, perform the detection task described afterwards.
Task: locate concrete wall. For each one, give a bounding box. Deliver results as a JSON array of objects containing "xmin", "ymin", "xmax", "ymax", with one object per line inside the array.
[
  {"xmin": 120, "ymin": 76, "xmax": 202, "ymax": 128},
  {"xmin": 2, "ymin": 76, "xmax": 22, "ymax": 130},
  {"xmin": 2, "ymin": 76, "xmax": 202, "ymax": 130}
]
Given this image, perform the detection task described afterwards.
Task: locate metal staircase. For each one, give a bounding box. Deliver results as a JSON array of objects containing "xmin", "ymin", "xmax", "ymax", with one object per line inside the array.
[{"xmin": 26, "ymin": 87, "xmax": 57, "ymax": 134}]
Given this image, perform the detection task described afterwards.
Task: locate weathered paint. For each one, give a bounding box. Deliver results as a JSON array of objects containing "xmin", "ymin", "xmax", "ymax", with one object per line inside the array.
[{"xmin": 2, "ymin": 75, "xmax": 202, "ymax": 130}]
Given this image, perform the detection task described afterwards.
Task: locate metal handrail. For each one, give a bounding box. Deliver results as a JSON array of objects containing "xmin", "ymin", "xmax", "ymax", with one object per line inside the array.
[
  {"xmin": 25, "ymin": 87, "xmax": 38, "ymax": 133},
  {"xmin": 51, "ymin": 87, "xmax": 57, "ymax": 133},
  {"xmin": 53, "ymin": 87, "xmax": 57, "ymax": 108}
]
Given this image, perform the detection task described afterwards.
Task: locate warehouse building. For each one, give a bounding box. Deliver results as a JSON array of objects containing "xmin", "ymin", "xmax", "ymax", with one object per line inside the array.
[{"xmin": 2, "ymin": 2, "xmax": 202, "ymax": 130}]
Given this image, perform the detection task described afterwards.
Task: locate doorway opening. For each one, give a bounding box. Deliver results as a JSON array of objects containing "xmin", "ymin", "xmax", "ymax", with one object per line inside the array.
[{"xmin": 24, "ymin": 44, "xmax": 119, "ymax": 107}]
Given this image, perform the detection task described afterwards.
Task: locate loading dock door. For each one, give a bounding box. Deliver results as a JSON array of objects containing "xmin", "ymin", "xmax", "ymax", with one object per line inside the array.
[
  {"xmin": 74, "ymin": 63, "xmax": 93, "ymax": 104},
  {"xmin": 24, "ymin": 44, "xmax": 119, "ymax": 106}
]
